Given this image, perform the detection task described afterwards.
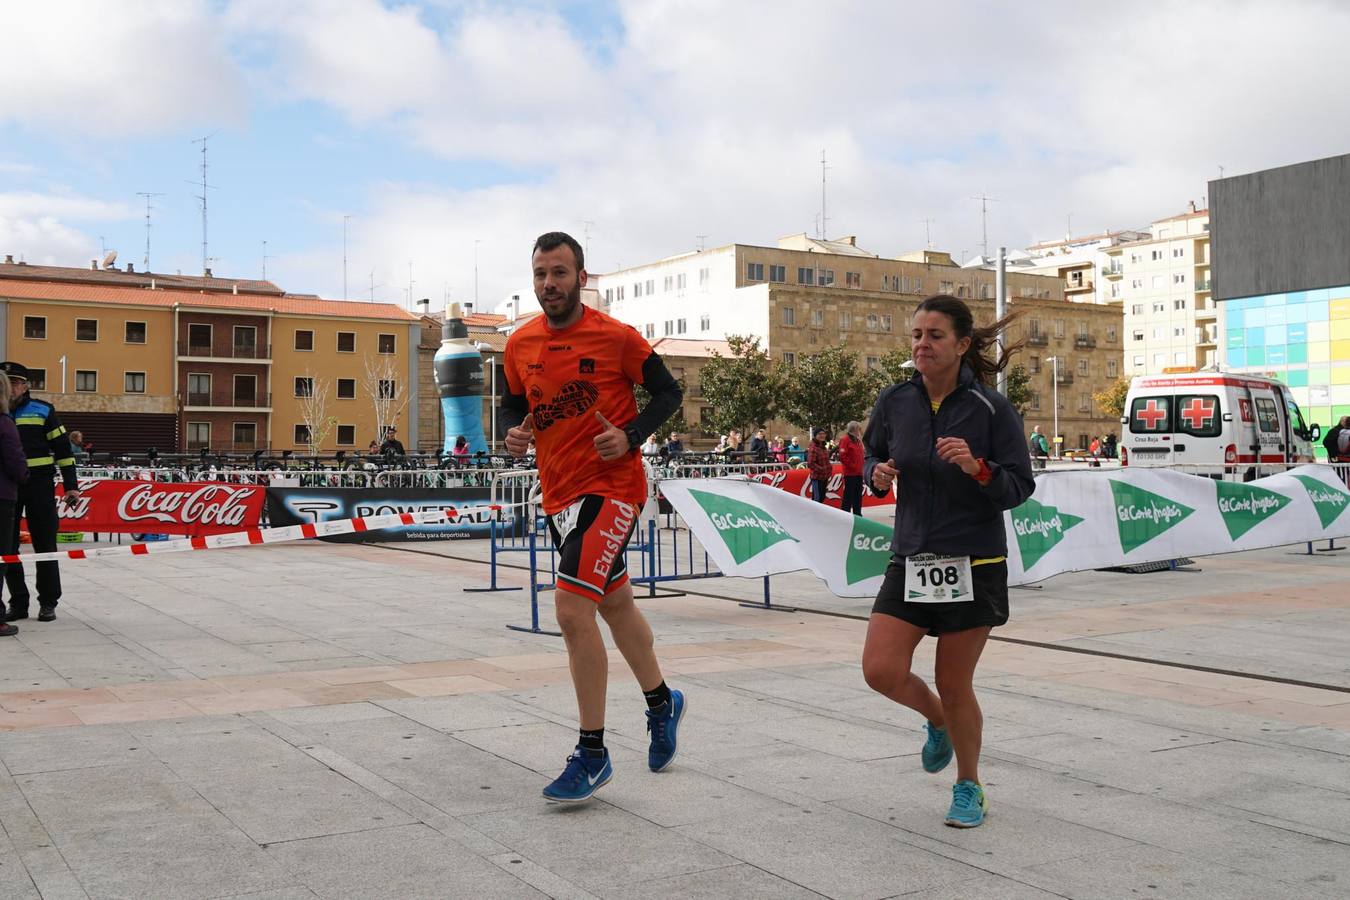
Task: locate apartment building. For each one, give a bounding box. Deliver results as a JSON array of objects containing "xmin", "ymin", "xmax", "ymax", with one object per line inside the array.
[
  {"xmin": 0, "ymin": 260, "xmax": 419, "ymax": 453},
  {"xmin": 1101, "ymin": 205, "xmax": 1215, "ymax": 375}
]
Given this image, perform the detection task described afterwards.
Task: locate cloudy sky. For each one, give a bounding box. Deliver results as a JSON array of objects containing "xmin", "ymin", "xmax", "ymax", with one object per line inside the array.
[{"xmin": 3, "ymin": 0, "xmax": 1349, "ymax": 311}]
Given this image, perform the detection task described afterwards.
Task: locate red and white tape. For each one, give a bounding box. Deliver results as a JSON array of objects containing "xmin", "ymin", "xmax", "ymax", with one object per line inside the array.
[{"xmin": 6, "ymin": 506, "xmax": 502, "ymax": 564}]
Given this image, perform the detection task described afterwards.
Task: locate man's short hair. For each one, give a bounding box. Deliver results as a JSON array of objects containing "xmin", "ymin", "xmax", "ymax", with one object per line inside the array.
[{"xmin": 532, "ymin": 231, "xmax": 584, "ymax": 271}]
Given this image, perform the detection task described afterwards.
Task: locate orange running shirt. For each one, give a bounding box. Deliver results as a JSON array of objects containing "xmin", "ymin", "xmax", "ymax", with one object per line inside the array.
[{"xmin": 504, "ymin": 305, "xmax": 653, "ymax": 514}]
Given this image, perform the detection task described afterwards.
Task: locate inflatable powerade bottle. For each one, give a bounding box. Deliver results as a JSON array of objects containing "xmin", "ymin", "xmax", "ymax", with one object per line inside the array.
[{"xmin": 434, "ymin": 302, "xmax": 488, "ymax": 455}]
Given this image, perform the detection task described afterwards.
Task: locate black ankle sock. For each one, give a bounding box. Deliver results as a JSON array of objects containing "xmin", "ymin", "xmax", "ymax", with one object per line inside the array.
[
  {"xmin": 578, "ymin": 728, "xmax": 605, "ymax": 752},
  {"xmin": 643, "ymin": 681, "xmax": 672, "ymax": 711}
]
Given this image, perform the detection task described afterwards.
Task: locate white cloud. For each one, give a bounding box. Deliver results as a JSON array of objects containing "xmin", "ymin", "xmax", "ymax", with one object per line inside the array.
[
  {"xmin": 0, "ymin": 189, "xmax": 137, "ymax": 265},
  {"xmin": 0, "ymin": 0, "xmax": 246, "ymax": 136}
]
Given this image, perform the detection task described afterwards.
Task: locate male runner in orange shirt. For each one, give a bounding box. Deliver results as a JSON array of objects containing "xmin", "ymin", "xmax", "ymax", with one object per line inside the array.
[{"xmin": 501, "ymin": 231, "xmax": 686, "ymax": 802}]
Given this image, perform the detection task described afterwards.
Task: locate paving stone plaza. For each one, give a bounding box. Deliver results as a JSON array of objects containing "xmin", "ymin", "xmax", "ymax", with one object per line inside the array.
[{"xmin": 0, "ymin": 528, "xmax": 1346, "ymax": 899}]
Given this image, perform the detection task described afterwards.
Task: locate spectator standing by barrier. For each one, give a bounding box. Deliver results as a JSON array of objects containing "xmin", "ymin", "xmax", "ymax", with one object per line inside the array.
[
  {"xmin": 786, "ymin": 436, "xmax": 806, "ymax": 464},
  {"xmin": 2, "ymin": 362, "xmax": 79, "ymax": 624},
  {"xmin": 500, "ymin": 231, "xmax": 686, "ymax": 804},
  {"xmin": 0, "ymin": 385, "xmax": 28, "ymax": 637},
  {"xmin": 860, "ymin": 295, "xmax": 1033, "ymax": 829},
  {"xmin": 664, "ymin": 432, "xmax": 684, "ymax": 459},
  {"xmin": 807, "ymin": 427, "xmax": 832, "ymax": 502},
  {"xmin": 1029, "ymin": 425, "xmax": 1050, "ymax": 470},
  {"xmin": 838, "ymin": 421, "xmax": 864, "ymax": 515},
  {"xmin": 749, "ymin": 429, "xmax": 769, "ymax": 462},
  {"xmin": 379, "ymin": 427, "xmax": 406, "ymax": 456},
  {"xmin": 68, "ymin": 430, "xmax": 87, "ymax": 463}
]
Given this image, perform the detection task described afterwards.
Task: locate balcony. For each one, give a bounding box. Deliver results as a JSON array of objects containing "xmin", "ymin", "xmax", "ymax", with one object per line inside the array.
[
  {"xmin": 181, "ymin": 389, "xmax": 272, "ymax": 410},
  {"xmin": 1102, "ymin": 265, "xmax": 1124, "ymax": 279},
  {"xmin": 1051, "ymin": 370, "xmax": 1074, "ymax": 385},
  {"xmin": 1194, "ymin": 279, "xmax": 1211, "ymax": 293},
  {"xmin": 1073, "ymin": 334, "xmax": 1097, "ymax": 349},
  {"xmin": 1027, "ymin": 333, "xmax": 1049, "ymax": 347},
  {"xmin": 1064, "ymin": 279, "xmax": 1094, "ymax": 294},
  {"xmin": 178, "ymin": 341, "xmax": 272, "ymax": 361},
  {"xmin": 1195, "ymin": 328, "xmax": 1217, "ymax": 347}
]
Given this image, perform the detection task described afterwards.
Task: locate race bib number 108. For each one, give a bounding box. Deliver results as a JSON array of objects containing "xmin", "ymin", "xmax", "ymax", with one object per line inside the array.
[{"xmin": 903, "ymin": 553, "xmax": 973, "ymax": 603}]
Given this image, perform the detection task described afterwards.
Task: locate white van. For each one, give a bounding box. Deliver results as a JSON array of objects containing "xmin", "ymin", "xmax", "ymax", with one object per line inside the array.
[{"xmin": 1120, "ymin": 372, "xmax": 1320, "ymax": 477}]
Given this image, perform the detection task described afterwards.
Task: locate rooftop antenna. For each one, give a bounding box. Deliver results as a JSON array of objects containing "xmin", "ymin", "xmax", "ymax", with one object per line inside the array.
[
  {"xmin": 342, "ymin": 214, "xmax": 353, "ymax": 299},
  {"xmin": 581, "ymin": 220, "xmax": 594, "ymax": 262},
  {"xmin": 136, "ymin": 192, "xmax": 163, "ymax": 271},
  {"xmin": 920, "ymin": 219, "xmax": 935, "ymax": 250},
  {"xmin": 1218, "ymin": 165, "xmax": 1225, "ymax": 179},
  {"xmin": 970, "ymin": 193, "xmax": 999, "ymax": 261},
  {"xmin": 406, "ymin": 260, "xmax": 414, "ymax": 309},
  {"xmin": 696, "ymin": 234, "xmax": 708, "ymax": 252},
  {"xmin": 1066, "ymin": 212, "xmax": 1072, "ymax": 241},
  {"xmin": 369, "ymin": 267, "xmax": 380, "ymax": 301},
  {"xmin": 261, "ymin": 240, "xmax": 270, "ymax": 280},
  {"xmin": 818, "ymin": 149, "xmax": 831, "ymax": 239},
  {"xmin": 190, "ymin": 133, "xmax": 217, "ymax": 276},
  {"xmin": 473, "ymin": 239, "xmax": 481, "ymax": 309}
]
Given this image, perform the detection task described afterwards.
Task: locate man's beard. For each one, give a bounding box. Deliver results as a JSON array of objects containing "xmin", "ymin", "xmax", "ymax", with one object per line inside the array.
[{"xmin": 540, "ymin": 282, "xmax": 582, "ymax": 326}]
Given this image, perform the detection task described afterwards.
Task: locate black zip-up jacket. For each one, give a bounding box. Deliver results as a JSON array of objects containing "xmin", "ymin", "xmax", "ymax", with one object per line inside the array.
[
  {"xmin": 12, "ymin": 390, "xmax": 78, "ymax": 491},
  {"xmin": 863, "ymin": 366, "xmax": 1035, "ymax": 559}
]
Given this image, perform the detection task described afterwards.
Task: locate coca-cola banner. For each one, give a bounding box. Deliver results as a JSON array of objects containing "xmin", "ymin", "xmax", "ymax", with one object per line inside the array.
[
  {"xmin": 747, "ymin": 464, "xmax": 895, "ymax": 508},
  {"xmin": 56, "ymin": 479, "xmax": 266, "ymax": 536}
]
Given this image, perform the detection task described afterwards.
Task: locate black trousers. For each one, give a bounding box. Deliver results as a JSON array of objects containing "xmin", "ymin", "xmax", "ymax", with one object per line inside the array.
[
  {"xmin": 841, "ymin": 474, "xmax": 864, "ymax": 515},
  {"xmin": 6, "ymin": 478, "xmax": 61, "ymax": 609}
]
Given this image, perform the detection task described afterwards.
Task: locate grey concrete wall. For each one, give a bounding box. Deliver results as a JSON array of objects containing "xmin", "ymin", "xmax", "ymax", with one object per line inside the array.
[{"xmin": 1210, "ymin": 153, "xmax": 1350, "ymax": 301}]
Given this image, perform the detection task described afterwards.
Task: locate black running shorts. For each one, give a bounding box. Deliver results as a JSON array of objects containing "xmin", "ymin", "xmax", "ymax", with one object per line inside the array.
[
  {"xmin": 872, "ymin": 558, "xmax": 1009, "ymax": 635},
  {"xmin": 546, "ymin": 494, "xmax": 640, "ymax": 602}
]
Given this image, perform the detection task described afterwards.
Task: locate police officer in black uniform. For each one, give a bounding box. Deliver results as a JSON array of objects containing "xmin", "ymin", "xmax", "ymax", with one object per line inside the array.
[{"xmin": 2, "ymin": 363, "xmax": 79, "ymax": 622}]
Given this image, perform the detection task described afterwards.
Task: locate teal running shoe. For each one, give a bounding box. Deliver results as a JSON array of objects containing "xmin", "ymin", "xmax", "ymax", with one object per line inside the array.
[
  {"xmin": 922, "ymin": 722, "xmax": 952, "ymax": 773},
  {"xmin": 945, "ymin": 779, "xmax": 987, "ymax": 828},
  {"xmin": 542, "ymin": 747, "xmax": 612, "ymax": 803}
]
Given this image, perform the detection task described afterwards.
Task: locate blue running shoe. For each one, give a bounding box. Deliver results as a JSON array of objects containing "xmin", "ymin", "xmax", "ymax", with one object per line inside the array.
[
  {"xmin": 922, "ymin": 722, "xmax": 953, "ymax": 773},
  {"xmin": 542, "ymin": 747, "xmax": 612, "ymax": 803},
  {"xmin": 646, "ymin": 689, "xmax": 687, "ymax": 772},
  {"xmin": 945, "ymin": 779, "xmax": 987, "ymax": 828}
]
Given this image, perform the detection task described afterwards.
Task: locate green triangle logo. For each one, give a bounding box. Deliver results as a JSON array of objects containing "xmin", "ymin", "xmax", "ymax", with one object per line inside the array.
[
  {"xmin": 845, "ymin": 516, "xmax": 893, "ymax": 584},
  {"xmin": 689, "ymin": 489, "xmax": 797, "ymax": 564},
  {"xmin": 1292, "ymin": 475, "xmax": 1350, "ymax": 529},
  {"xmin": 1214, "ymin": 481, "xmax": 1292, "ymax": 540},
  {"xmin": 1010, "ymin": 497, "xmax": 1085, "ymax": 570},
  {"xmin": 1109, "ymin": 480, "xmax": 1195, "ymax": 554}
]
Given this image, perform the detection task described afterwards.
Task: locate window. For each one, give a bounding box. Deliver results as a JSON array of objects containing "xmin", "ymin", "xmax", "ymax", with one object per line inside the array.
[
  {"xmin": 677, "ymin": 318, "xmax": 687, "ymax": 335},
  {"xmin": 234, "ymin": 374, "xmax": 257, "ymax": 406},
  {"xmin": 699, "ymin": 267, "xmax": 710, "ymax": 287},
  {"xmin": 604, "ymin": 288, "xmax": 613, "ymax": 304},
  {"xmin": 664, "ymin": 275, "xmax": 674, "ymax": 292},
  {"xmin": 124, "ymin": 371, "xmax": 145, "ymax": 393},
  {"xmin": 880, "ymin": 314, "xmax": 892, "ymax": 333},
  {"xmin": 1133, "ymin": 354, "xmax": 1144, "ymax": 368},
  {"xmin": 1153, "ymin": 353, "xmax": 1166, "ymax": 368},
  {"xmin": 1174, "ymin": 299, "xmax": 1186, "ymax": 310},
  {"xmin": 839, "ymin": 311, "xmax": 852, "ymax": 331},
  {"xmin": 746, "ymin": 262, "xmax": 764, "ymax": 281},
  {"xmin": 845, "ymin": 271, "xmax": 862, "ymax": 288},
  {"xmin": 634, "ymin": 281, "xmax": 643, "ymax": 298},
  {"xmin": 866, "ymin": 313, "xmax": 879, "ymax": 331},
  {"xmin": 1078, "ymin": 393, "xmax": 1091, "ymax": 412},
  {"xmin": 811, "ymin": 309, "xmax": 824, "ymax": 328},
  {"xmin": 677, "ymin": 273, "xmax": 687, "ymax": 290},
  {"xmin": 1151, "ymin": 275, "xmax": 1165, "ymax": 289},
  {"xmin": 1107, "ymin": 326, "xmax": 1118, "ymax": 341},
  {"xmin": 234, "ymin": 325, "xmax": 257, "ymax": 356},
  {"xmin": 125, "ymin": 321, "xmax": 146, "ymax": 344},
  {"xmin": 797, "ymin": 267, "xmax": 815, "ymax": 286},
  {"xmin": 26, "ymin": 368, "xmax": 46, "ymax": 390},
  {"xmin": 1152, "ymin": 328, "xmax": 1163, "ymax": 339},
  {"xmin": 187, "ymin": 373, "xmax": 211, "ymax": 405},
  {"xmin": 645, "ymin": 279, "xmax": 654, "ymax": 294},
  {"xmin": 1173, "ymin": 273, "xmax": 1185, "ymax": 284},
  {"xmin": 1172, "ymin": 247, "xmax": 1184, "ymax": 258},
  {"xmin": 699, "ymin": 314, "xmax": 710, "ymax": 331},
  {"xmin": 1077, "ymin": 322, "xmax": 1089, "ymax": 337},
  {"xmin": 1151, "ymin": 250, "xmax": 1163, "ymax": 261},
  {"xmin": 1053, "ymin": 319, "xmax": 1065, "ymax": 338},
  {"xmin": 75, "ymin": 370, "xmax": 96, "ymax": 392},
  {"xmin": 337, "ymin": 425, "xmax": 355, "ymax": 445},
  {"xmin": 1131, "ymin": 304, "xmax": 1143, "ymax": 316},
  {"xmin": 644, "ymin": 323, "xmax": 655, "ymax": 338},
  {"xmin": 76, "ymin": 318, "xmax": 98, "ymax": 341},
  {"xmin": 1254, "ymin": 397, "xmax": 1280, "ymax": 433},
  {"xmin": 1031, "ymin": 392, "xmax": 1041, "ymax": 411},
  {"xmin": 1173, "ymin": 351, "xmax": 1187, "ymax": 365},
  {"xmin": 1153, "ymin": 301, "xmax": 1166, "ymax": 313},
  {"xmin": 782, "ymin": 306, "xmax": 796, "ymax": 326},
  {"xmin": 1133, "ymin": 330, "xmax": 1144, "ymax": 342},
  {"xmin": 1173, "ymin": 327, "xmax": 1186, "ymax": 337},
  {"xmin": 294, "ymin": 424, "xmax": 312, "ymax": 445},
  {"xmin": 1176, "ymin": 394, "xmax": 1221, "ymax": 437},
  {"xmin": 700, "ymin": 407, "xmax": 715, "ymax": 428},
  {"xmin": 378, "ymin": 379, "xmax": 395, "ymax": 400},
  {"xmin": 1029, "ymin": 318, "xmax": 1043, "ymax": 337},
  {"xmin": 1030, "ymin": 355, "xmax": 1040, "ymax": 374},
  {"xmin": 295, "ymin": 329, "xmax": 314, "ymax": 351},
  {"xmin": 188, "ymin": 323, "xmax": 212, "ymax": 352},
  {"xmin": 378, "ymin": 333, "xmax": 396, "ymax": 354},
  {"xmin": 187, "ymin": 422, "xmax": 210, "ymax": 450},
  {"xmin": 663, "ymin": 320, "xmax": 673, "ymax": 336},
  {"xmin": 1078, "ymin": 359, "xmax": 1089, "ymax": 376},
  {"xmin": 616, "ymin": 286, "xmax": 625, "ymax": 301},
  {"xmin": 295, "ymin": 376, "xmax": 313, "ymax": 398},
  {"xmin": 913, "ymin": 277, "xmax": 923, "ymax": 293},
  {"xmin": 1131, "ymin": 279, "xmax": 1143, "ymax": 290},
  {"xmin": 818, "ymin": 269, "xmax": 835, "ymax": 286},
  {"xmin": 1106, "ymin": 361, "xmax": 1117, "ymax": 381},
  {"xmin": 865, "ymin": 356, "xmax": 880, "ymax": 371},
  {"xmin": 233, "ymin": 423, "xmax": 257, "ymax": 449},
  {"xmin": 769, "ymin": 264, "xmax": 786, "ymax": 283},
  {"xmin": 337, "ymin": 332, "xmax": 355, "ymax": 352},
  {"xmin": 782, "ymin": 351, "xmax": 796, "ymax": 365},
  {"xmin": 23, "ymin": 316, "xmax": 45, "ymax": 339},
  {"xmin": 337, "ymin": 378, "xmax": 356, "ymax": 399}
]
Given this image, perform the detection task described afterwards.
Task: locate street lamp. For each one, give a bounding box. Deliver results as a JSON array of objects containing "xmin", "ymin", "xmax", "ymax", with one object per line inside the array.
[{"xmin": 1046, "ymin": 356, "xmax": 1060, "ymax": 458}]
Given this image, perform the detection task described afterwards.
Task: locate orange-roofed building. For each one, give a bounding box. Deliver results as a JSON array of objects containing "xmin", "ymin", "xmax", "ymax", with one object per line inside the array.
[{"xmin": 0, "ymin": 260, "xmax": 420, "ymax": 454}]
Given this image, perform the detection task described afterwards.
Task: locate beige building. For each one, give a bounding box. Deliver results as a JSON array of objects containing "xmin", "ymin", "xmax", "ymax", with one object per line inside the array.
[{"xmin": 1102, "ymin": 205, "xmax": 1215, "ymax": 374}]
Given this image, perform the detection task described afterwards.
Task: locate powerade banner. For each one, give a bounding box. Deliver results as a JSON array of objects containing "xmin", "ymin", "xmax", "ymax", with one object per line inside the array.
[
  {"xmin": 747, "ymin": 464, "xmax": 895, "ymax": 508},
  {"xmin": 659, "ymin": 465, "xmax": 1350, "ymax": 597},
  {"xmin": 265, "ymin": 487, "xmax": 517, "ymax": 542},
  {"xmin": 55, "ymin": 479, "xmax": 265, "ymax": 536}
]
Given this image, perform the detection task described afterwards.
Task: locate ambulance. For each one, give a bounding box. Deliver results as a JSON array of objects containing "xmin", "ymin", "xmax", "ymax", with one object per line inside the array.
[{"xmin": 1119, "ymin": 371, "xmax": 1320, "ymax": 478}]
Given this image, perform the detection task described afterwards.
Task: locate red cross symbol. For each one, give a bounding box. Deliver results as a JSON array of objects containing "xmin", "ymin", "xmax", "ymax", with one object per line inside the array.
[
  {"xmin": 1136, "ymin": 399, "xmax": 1167, "ymax": 429},
  {"xmin": 1179, "ymin": 397, "xmax": 1215, "ymax": 430}
]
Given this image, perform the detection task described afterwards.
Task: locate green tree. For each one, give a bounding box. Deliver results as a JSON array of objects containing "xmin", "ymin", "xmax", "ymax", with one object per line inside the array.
[
  {"xmin": 876, "ymin": 347, "xmax": 914, "ymax": 386},
  {"xmin": 1005, "ymin": 364, "xmax": 1032, "ymax": 418},
  {"xmin": 777, "ymin": 344, "xmax": 886, "ymax": 438},
  {"xmin": 697, "ymin": 335, "xmax": 782, "ymax": 435},
  {"xmin": 634, "ymin": 375, "xmax": 689, "ymax": 443},
  {"xmin": 1093, "ymin": 375, "xmax": 1132, "ymax": 418}
]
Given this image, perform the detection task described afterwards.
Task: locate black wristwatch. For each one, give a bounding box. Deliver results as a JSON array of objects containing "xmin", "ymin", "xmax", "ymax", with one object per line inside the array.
[{"xmin": 624, "ymin": 426, "xmax": 644, "ymax": 451}]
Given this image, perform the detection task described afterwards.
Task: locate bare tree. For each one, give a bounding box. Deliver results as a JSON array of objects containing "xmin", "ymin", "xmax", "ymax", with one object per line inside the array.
[
  {"xmin": 362, "ymin": 354, "xmax": 409, "ymax": 443},
  {"xmin": 296, "ymin": 370, "xmax": 337, "ymax": 454}
]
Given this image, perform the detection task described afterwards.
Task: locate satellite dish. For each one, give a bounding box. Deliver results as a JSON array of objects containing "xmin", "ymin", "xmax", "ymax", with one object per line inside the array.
[{"xmin": 101, "ymin": 250, "xmax": 118, "ymax": 269}]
